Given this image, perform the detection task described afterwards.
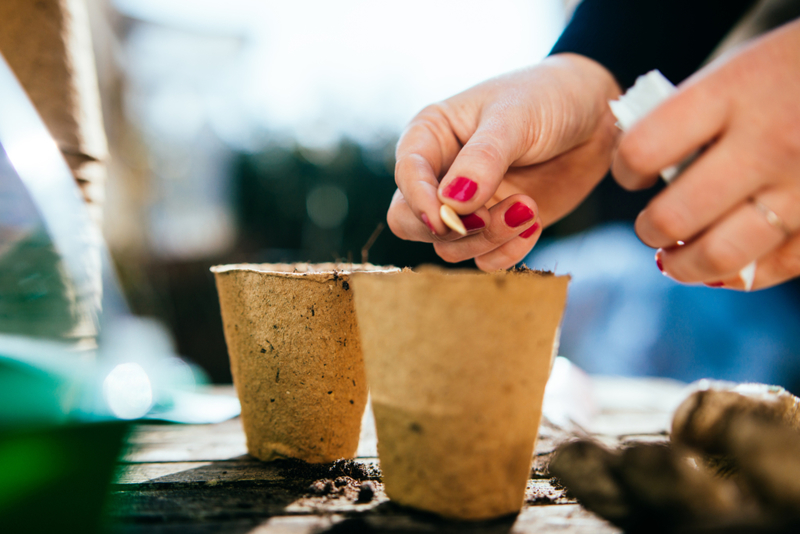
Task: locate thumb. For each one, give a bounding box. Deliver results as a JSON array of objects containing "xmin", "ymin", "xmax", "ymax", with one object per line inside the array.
[{"xmin": 437, "ymin": 114, "xmax": 523, "ymax": 214}]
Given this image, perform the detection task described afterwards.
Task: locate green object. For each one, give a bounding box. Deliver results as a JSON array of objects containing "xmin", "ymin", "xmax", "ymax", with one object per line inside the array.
[
  {"xmin": 0, "ymin": 422, "xmax": 127, "ymax": 534},
  {"xmin": 0, "ymin": 226, "xmax": 80, "ymax": 340},
  {"xmin": 0, "ymin": 344, "xmax": 127, "ymax": 534}
]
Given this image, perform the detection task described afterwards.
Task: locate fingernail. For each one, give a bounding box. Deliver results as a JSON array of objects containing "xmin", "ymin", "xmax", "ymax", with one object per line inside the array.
[
  {"xmin": 655, "ymin": 249, "xmax": 665, "ymax": 274},
  {"xmin": 421, "ymin": 213, "xmax": 437, "ymax": 235},
  {"xmin": 459, "ymin": 213, "xmax": 485, "ymax": 231},
  {"xmin": 520, "ymin": 222, "xmax": 540, "ymax": 238},
  {"xmin": 504, "ymin": 202, "xmax": 534, "ymax": 228},
  {"xmin": 705, "ymin": 281, "xmax": 724, "ymax": 288},
  {"xmin": 441, "ymin": 176, "xmax": 478, "ymax": 202}
]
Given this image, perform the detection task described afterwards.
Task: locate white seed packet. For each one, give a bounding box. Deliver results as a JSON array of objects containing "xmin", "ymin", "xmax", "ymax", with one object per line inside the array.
[{"xmin": 609, "ymin": 70, "xmax": 691, "ymax": 183}]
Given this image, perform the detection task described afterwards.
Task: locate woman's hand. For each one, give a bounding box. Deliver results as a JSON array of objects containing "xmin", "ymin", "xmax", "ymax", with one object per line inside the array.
[
  {"xmin": 613, "ymin": 19, "xmax": 800, "ymax": 290},
  {"xmin": 388, "ymin": 53, "xmax": 621, "ymax": 271}
]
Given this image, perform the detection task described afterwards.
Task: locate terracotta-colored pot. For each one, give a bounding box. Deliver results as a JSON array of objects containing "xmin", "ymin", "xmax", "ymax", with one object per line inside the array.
[
  {"xmin": 212, "ymin": 263, "xmax": 396, "ymax": 463},
  {"xmin": 351, "ymin": 267, "xmax": 569, "ymax": 520}
]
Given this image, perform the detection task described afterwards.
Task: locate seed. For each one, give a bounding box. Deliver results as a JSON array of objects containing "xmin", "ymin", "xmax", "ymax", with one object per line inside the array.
[{"xmin": 439, "ymin": 204, "xmax": 467, "ymax": 236}]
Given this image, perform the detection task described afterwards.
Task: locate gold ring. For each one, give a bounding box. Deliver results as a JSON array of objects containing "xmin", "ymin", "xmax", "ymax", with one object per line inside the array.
[{"xmin": 751, "ymin": 198, "xmax": 792, "ymax": 237}]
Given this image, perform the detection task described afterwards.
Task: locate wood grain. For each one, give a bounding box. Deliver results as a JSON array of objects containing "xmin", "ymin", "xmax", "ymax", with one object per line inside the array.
[{"xmin": 111, "ymin": 379, "xmax": 683, "ymax": 533}]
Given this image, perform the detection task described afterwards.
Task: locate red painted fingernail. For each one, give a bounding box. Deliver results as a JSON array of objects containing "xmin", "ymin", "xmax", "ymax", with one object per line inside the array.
[
  {"xmin": 520, "ymin": 222, "xmax": 540, "ymax": 238},
  {"xmin": 504, "ymin": 202, "xmax": 535, "ymax": 228},
  {"xmin": 421, "ymin": 213, "xmax": 437, "ymax": 235},
  {"xmin": 459, "ymin": 213, "xmax": 485, "ymax": 231},
  {"xmin": 655, "ymin": 250, "xmax": 665, "ymax": 274},
  {"xmin": 441, "ymin": 176, "xmax": 478, "ymax": 202},
  {"xmin": 705, "ymin": 281, "xmax": 724, "ymax": 288}
]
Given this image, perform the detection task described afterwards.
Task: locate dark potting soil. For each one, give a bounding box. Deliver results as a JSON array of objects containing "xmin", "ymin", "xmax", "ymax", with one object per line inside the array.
[
  {"xmin": 271, "ymin": 458, "xmax": 381, "ymax": 503},
  {"xmin": 512, "ymin": 264, "xmax": 555, "ymax": 276},
  {"xmin": 306, "ymin": 476, "xmax": 377, "ymax": 503},
  {"xmin": 273, "ymin": 458, "xmax": 381, "ymax": 481}
]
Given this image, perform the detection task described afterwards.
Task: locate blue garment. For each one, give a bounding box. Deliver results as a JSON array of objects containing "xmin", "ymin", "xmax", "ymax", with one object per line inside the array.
[{"xmin": 524, "ymin": 223, "xmax": 800, "ymax": 390}]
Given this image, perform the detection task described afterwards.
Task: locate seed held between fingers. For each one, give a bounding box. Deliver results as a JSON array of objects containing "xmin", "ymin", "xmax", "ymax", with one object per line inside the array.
[{"xmin": 440, "ymin": 204, "xmax": 467, "ymax": 236}]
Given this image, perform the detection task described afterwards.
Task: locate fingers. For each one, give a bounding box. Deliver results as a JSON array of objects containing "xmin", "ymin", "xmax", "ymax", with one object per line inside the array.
[
  {"xmin": 698, "ymin": 235, "xmax": 800, "ymax": 292},
  {"xmin": 437, "ymin": 112, "xmax": 526, "ymax": 215},
  {"xmin": 387, "ymin": 189, "xmax": 435, "ymax": 243},
  {"xmin": 388, "ymin": 188, "xmax": 491, "ymax": 243},
  {"xmin": 612, "ymin": 76, "xmax": 730, "ymax": 191},
  {"xmin": 633, "ymin": 135, "xmax": 762, "ymax": 249},
  {"xmin": 740, "ymin": 232, "xmax": 800, "ymax": 290},
  {"xmin": 474, "ymin": 222, "xmax": 543, "ymax": 271},
  {"xmin": 656, "ymin": 188, "xmax": 800, "ymax": 285},
  {"xmin": 394, "ymin": 105, "xmax": 463, "ymax": 235},
  {"xmin": 433, "ymin": 195, "xmax": 539, "ymax": 267}
]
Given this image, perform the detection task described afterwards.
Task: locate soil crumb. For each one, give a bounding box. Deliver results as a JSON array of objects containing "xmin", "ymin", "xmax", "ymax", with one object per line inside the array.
[
  {"xmin": 525, "ymin": 478, "xmax": 574, "ymax": 506},
  {"xmin": 357, "ymin": 480, "xmax": 376, "ymax": 503},
  {"xmin": 275, "ymin": 458, "xmax": 381, "ymax": 503},
  {"xmin": 306, "ymin": 475, "xmax": 376, "ymax": 503},
  {"xmin": 512, "ymin": 264, "xmax": 554, "ymax": 276},
  {"xmin": 274, "ymin": 458, "xmax": 381, "ymax": 482}
]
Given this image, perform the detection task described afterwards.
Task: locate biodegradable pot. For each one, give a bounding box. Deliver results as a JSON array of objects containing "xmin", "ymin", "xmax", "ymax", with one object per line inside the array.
[
  {"xmin": 351, "ymin": 267, "xmax": 569, "ymax": 520},
  {"xmin": 212, "ymin": 263, "xmax": 395, "ymax": 463}
]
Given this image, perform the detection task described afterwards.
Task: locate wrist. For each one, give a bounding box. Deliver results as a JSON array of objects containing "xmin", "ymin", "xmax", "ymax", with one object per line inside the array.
[{"xmin": 547, "ymin": 52, "xmax": 622, "ymax": 100}]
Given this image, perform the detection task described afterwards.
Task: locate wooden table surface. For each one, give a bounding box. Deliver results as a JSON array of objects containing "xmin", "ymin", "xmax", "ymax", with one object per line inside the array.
[{"xmin": 109, "ymin": 377, "xmax": 687, "ymax": 533}]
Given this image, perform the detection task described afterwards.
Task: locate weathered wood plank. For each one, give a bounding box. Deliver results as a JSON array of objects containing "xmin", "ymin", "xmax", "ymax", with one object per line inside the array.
[
  {"xmin": 109, "ymin": 472, "xmax": 570, "ymax": 521},
  {"xmin": 259, "ymin": 505, "xmax": 616, "ymax": 534},
  {"xmin": 123, "ymin": 419, "xmax": 248, "ymax": 463},
  {"xmin": 513, "ymin": 505, "xmax": 620, "ymax": 533},
  {"xmin": 108, "ymin": 486, "xmax": 304, "ymax": 524},
  {"xmin": 112, "ymin": 505, "xmax": 619, "ymax": 534},
  {"xmin": 114, "ymin": 459, "xmax": 380, "ymax": 486},
  {"xmin": 124, "ymin": 400, "xmax": 381, "ymax": 462},
  {"xmin": 114, "ymin": 461, "xmax": 282, "ymax": 486},
  {"xmin": 110, "ymin": 378, "xmax": 683, "ymax": 532}
]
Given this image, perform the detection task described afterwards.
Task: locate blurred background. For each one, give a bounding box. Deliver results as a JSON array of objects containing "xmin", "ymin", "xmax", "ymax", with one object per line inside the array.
[
  {"xmin": 89, "ymin": 0, "xmax": 568, "ymax": 383},
  {"xmin": 82, "ymin": 0, "xmax": 800, "ymax": 391}
]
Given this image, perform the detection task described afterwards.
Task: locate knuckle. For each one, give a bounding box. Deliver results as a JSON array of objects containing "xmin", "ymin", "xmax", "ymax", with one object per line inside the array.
[
  {"xmin": 699, "ymin": 237, "xmax": 746, "ymax": 275},
  {"xmin": 473, "ymin": 255, "xmax": 499, "ymax": 272},
  {"xmin": 644, "ymin": 203, "xmax": 691, "ymax": 244},
  {"xmin": 771, "ymin": 189, "xmax": 800, "ymax": 229},
  {"xmin": 418, "ymin": 102, "xmax": 447, "ymax": 119},
  {"xmin": 462, "ymin": 140, "xmax": 504, "ymax": 167},
  {"xmin": 772, "ymin": 247, "xmax": 800, "ymax": 279},
  {"xmin": 475, "ymin": 252, "xmax": 514, "ymax": 272},
  {"xmin": 385, "ymin": 207, "xmax": 408, "ymax": 240},
  {"xmin": 473, "ymin": 257, "xmax": 493, "ymax": 272},
  {"xmin": 434, "ymin": 242, "xmax": 468, "ymax": 264},
  {"xmin": 482, "ymin": 227, "xmax": 514, "ymax": 247},
  {"xmin": 415, "ymin": 104, "xmax": 459, "ymax": 146},
  {"xmin": 394, "ymin": 154, "xmax": 422, "ymax": 183},
  {"xmin": 617, "ymin": 135, "xmax": 653, "ymax": 178},
  {"xmin": 774, "ymin": 118, "xmax": 800, "ymax": 161}
]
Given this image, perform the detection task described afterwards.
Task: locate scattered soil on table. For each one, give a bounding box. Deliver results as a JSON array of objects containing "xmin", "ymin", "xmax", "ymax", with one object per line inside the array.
[
  {"xmin": 306, "ymin": 476, "xmax": 377, "ymax": 503},
  {"xmin": 525, "ymin": 478, "xmax": 574, "ymax": 506},
  {"xmin": 272, "ymin": 458, "xmax": 381, "ymax": 482},
  {"xmin": 530, "ymin": 451, "xmax": 555, "ymax": 478},
  {"xmin": 271, "ymin": 458, "xmax": 382, "ymax": 504}
]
